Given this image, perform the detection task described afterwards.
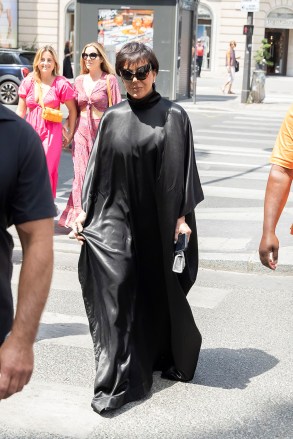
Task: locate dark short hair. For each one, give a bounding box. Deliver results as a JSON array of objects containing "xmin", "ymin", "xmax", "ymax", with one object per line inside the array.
[{"xmin": 115, "ymin": 42, "xmax": 159, "ymax": 76}]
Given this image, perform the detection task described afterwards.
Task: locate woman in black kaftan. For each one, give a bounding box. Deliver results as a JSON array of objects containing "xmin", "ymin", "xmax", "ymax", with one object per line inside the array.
[{"xmin": 74, "ymin": 42, "xmax": 204, "ymax": 414}]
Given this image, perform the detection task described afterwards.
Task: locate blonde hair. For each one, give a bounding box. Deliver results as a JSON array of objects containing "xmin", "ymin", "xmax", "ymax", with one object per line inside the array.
[
  {"xmin": 230, "ymin": 40, "xmax": 237, "ymax": 47},
  {"xmin": 80, "ymin": 42, "xmax": 115, "ymax": 75},
  {"xmin": 33, "ymin": 46, "xmax": 60, "ymax": 81}
]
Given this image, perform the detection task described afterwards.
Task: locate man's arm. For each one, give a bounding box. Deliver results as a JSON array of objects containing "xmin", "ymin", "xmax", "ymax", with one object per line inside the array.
[
  {"xmin": 0, "ymin": 218, "xmax": 54, "ymax": 399},
  {"xmin": 259, "ymin": 164, "xmax": 293, "ymax": 269}
]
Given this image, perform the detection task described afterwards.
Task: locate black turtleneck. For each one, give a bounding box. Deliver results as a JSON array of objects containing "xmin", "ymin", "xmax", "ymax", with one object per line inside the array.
[{"xmin": 127, "ymin": 88, "xmax": 161, "ymax": 110}]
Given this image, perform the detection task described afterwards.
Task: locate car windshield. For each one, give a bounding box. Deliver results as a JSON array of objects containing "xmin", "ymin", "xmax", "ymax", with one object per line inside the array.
[{"xmin": 19, "ymin": 53, "xmax": 35, "ymax": 65}]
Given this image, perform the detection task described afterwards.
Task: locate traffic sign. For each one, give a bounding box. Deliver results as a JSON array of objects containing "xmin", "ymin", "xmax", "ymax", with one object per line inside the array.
[{"xmin": 240, "ymin": 0, "xmax": 259, "ymax": 12}]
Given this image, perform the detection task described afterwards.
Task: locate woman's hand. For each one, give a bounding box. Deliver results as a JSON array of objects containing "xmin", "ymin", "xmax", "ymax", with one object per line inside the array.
[
  {"xmin": 71, "ymin": 210, "xmax": 87, "ymax": 243},
  {"xmin": 64, "ymin": 100, "xmax": 77, "ymax": 148},
  {"xmin": 62, "ymin": 126, "xmax": 73, "ymax": 148},
  {"xmin": 174, "ymin": 216, "xmax": 191, "ymax": 242}
]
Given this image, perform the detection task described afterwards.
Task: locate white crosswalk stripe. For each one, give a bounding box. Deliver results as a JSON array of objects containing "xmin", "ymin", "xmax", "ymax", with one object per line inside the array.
[{"xmin": 194, "ymin": 111, "xmax": 291, "ymax": 259}]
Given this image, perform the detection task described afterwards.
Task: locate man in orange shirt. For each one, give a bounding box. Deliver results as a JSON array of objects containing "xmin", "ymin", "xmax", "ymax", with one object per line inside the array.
[{"xmin": 259, "ymin": 105, "xmax": 293, "ymax": 269}]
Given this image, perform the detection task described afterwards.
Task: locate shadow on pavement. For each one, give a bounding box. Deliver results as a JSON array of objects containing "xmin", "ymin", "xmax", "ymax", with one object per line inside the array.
[
  {"xmin": 54, "ymin": 221, "xmax": 70, "ymax": 236},
  {"xmin": 195, "ymin": 94, "xmax": 238, "ymax": 103},
  {"xmin": 194, "ymin": 347, "xmax": 279, "ymax": 389},
  {"xmin": 202, "ymin": 164, "xmax": 270, "ymax": 186},
  {"xmin": 178, "ymin": 94, "xmax": 238, "ymax": 103}
]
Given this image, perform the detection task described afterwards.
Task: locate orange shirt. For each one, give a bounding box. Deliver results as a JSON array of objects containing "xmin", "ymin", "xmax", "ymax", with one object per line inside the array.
[
  {"xmin": 271, "ymin": 104, "xmax": 293, "ymax": 169},
  {"xmin": 196, "ymin": 45, "xmax": 204, "ymax": 57}
]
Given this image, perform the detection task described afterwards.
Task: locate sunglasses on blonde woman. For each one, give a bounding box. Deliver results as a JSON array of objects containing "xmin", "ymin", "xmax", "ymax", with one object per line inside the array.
[
  {"xmin": 120, "ymin": 63, "xmax": 152, "ymax": 81},
  {"xmin": 82, "ymin": 52, "xmax": 99, "ymax": 60}
]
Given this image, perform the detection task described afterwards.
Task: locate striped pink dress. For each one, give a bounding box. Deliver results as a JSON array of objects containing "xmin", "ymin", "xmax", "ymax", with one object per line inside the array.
[
  {"xmin": 18, "ymin": 75, "xmax": 75, "ymax": 198},
  {"xmin": 59, "ymin": 73, "xmax": 121, "ymax": 229}
]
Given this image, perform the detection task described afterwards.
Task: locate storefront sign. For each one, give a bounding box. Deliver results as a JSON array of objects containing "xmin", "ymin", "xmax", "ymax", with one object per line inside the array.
[
  {"xmin": 266, "ymin": 9, "xmax": 293, "ymax": 29},
  {"xmin": 240, "ymin": 0, "xmax": 259, "ymax": 12},
  {"xmin": 265, "ymin": 17, "xmax": 293, "ymax": 29}
]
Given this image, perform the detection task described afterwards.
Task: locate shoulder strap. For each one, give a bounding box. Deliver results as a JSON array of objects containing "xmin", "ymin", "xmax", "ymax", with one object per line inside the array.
[
  {"xmin": 37, "ymin": 82, "xmax": 44, "ymax": 108},
  {"xmin": 106, "ymin": 74, "xmax": 112, "ymax": 107}
]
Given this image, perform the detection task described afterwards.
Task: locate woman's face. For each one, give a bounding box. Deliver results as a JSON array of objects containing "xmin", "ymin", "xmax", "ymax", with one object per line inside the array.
[
  {"xmin": 83, "ymin": 45, "xmax": 103, "ymax": 71},
  {"xmin": 121, "ymin": 59, "xmax": 157, "ymax": 99},
  {"xmin": 38, "ymin": 51, "xmax": 55, "ymax": 75}
]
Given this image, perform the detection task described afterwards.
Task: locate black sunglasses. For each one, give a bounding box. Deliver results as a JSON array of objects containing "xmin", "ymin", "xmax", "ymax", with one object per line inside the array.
[
  {"xmin": 82, "ymin": 52, "xmax": 99, "ymax": 60},
  {"xmin": 120, "ymin": 63, "xmax": 152, "ymax": 81}
]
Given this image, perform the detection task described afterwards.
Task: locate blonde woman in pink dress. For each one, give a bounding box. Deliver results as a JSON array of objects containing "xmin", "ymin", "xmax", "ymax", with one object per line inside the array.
[
  {"xmin": 59, "ymin": 42, "xmax": 121, "ymax": 236},
  {"xmin": 16, "ymin": 45, "xmax": 76, "ymax": 206}
]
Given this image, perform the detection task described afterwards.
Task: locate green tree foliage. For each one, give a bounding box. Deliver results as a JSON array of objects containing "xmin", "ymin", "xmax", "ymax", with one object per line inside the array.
[{"xmin": 254, "ymin": 38, "xmax": 274, "ymax": 68}]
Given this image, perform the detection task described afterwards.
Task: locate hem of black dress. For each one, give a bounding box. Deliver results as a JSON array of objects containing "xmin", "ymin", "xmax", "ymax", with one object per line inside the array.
[{"xmin": 91, "ymin": 379, "xmax": 152, "ymax": 415}]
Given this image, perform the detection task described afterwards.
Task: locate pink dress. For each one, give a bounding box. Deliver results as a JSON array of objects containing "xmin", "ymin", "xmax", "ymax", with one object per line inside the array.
[
  {"xmin": 18, "ymin": 75, "xmax": 75, "ymax": 197},
  {"xmin": 59, "ymin": 72, "xmax": 121, "ymax": 228}
]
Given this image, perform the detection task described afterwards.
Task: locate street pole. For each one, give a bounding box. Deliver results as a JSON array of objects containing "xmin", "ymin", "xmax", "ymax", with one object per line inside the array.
[
  {"xmin": 192, "ymin": 0, "xmax": 199, "ymax": 104},
  {"xmin": 241, "ymin": 11, "xmax": 254, "ymax": 103}
]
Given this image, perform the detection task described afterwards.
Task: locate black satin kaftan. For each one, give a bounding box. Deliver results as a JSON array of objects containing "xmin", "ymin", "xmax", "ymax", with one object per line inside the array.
[{"xmin": 78, "ymin": 90, "xmax": 204, "ymax": 414}]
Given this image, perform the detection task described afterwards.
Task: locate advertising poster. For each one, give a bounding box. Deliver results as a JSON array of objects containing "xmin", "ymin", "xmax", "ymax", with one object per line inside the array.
[
  {"xmin": 0, "ymin": 0, "xmax": 17, "ymax": 48},
  {"xmin": 97, "ymin": 9, "xmax": 154, "ymax": 52}
]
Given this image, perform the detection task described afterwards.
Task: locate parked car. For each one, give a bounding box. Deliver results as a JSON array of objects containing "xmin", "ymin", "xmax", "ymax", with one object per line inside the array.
[{"xmin": 0, "ymin": 49, "xmax": 36, "ymax": 105}]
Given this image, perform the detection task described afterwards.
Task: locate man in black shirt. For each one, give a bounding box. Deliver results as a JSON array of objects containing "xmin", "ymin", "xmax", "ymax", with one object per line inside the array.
[{"xmin": 0, "ymin": 104, "xmax": 55, "ymax": 400}]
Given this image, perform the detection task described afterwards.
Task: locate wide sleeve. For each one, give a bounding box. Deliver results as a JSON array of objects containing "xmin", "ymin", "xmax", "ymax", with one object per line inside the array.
[
  {"xmin": 108, "ymin": 74, "xmax": 122, "ymax": 106},
  {"xmin": 18, "ymin": 75, "xmax": 33, "ymax": 99},
  {"xmin": 56, "ymin": 77, "xmax": 75, "ymax": 103},
  {"xmin": 157, "ymin": 103, "xmax": 204, "ymax": 218},
  {"xmin": 179, "ymin": 112, "xmax": 204, "ymax": 216}
]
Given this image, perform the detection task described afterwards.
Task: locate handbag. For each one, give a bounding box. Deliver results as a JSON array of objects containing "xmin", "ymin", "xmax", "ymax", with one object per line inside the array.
[
  {"xmin": 172, "ymin": 234, "xmax": 188, "ymax": 273},
  {"xmin": 37, "ymin": 82, "xmax": 63, "ymax": 123},
  {"xmin": 235, "ymin": 60, "xmax": 240, "ymax": 72}
]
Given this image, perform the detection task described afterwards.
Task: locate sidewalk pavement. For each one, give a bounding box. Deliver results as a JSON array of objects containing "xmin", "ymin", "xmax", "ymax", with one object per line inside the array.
[
  {"xmin": 180, "ymin": 74, "xmax": 293, "ymax": 115},
  {"xmin": 178, "ymin": 74, "xmax": 293, "ymax": 274}
]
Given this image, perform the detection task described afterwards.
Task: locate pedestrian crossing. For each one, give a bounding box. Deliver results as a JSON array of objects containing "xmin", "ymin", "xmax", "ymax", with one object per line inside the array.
[
  {"xmin": 3, "ymin": 108, "xmax": 290, "ymax": 438},
  {"xmin": 194, "ymin": 110, "xmax": 293, "ymax": 260}
]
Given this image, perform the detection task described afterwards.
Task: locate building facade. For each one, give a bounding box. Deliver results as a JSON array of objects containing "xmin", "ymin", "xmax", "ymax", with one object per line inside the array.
[
  {"xmin": 17, "ymin": 0, "xmax": 74, "ymax": 72},
  {"xmin": 198, "ymin": 0, "xmax": 293, "ymax": 76},
  {"xmin": 13, "ymin": 1, "xmax": 293, "ymax": 77}
]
